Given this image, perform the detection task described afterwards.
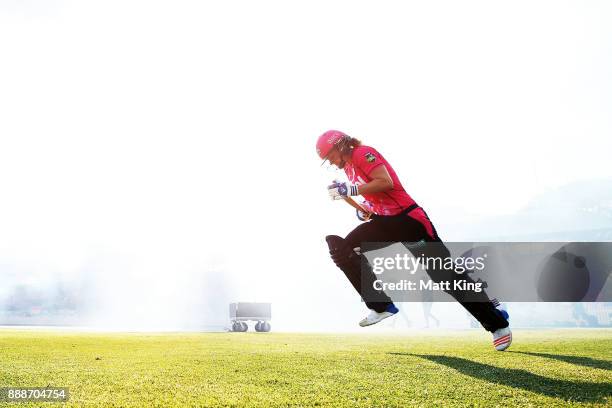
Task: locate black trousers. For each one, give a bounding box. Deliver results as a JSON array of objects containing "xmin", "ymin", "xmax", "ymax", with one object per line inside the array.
[{"xmin": 343, "ymin": 209, "xmax": 509, "ymax": 333}]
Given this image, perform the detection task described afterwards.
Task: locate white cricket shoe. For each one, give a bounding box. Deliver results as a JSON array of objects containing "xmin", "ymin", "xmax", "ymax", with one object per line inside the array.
[
  {"xmin": 492, "ymin": 327, "xmax": 512, "ymax": 351},
  {"xmin": 359, "ymin": 304, "xmax": 399, "ymax": 327}
]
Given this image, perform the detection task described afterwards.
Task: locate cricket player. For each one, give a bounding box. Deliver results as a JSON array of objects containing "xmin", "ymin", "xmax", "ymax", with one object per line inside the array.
[{"xmin": 317, "ymin": 130, "xmax": 512, "ymax": 351}]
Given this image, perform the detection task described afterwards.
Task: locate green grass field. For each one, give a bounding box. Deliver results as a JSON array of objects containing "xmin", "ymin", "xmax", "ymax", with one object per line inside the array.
[{"xmin": 1, "ymin": 329, "xmax": 610, "ymax": 407}]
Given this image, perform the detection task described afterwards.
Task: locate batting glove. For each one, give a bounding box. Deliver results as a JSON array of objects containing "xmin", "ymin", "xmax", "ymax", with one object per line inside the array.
[
  {"xmin": 328, "ymin": 180, "xmax": 359, "ymax": 200},
  {"xmin": 356, "ymin": 208, "xmax": 371, "ymax": 221}
]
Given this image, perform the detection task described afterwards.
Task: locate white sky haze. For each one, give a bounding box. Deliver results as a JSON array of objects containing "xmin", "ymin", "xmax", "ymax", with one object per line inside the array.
[{"xmin": 1, "ymin": 1, "xmax": 611, "ymax": 330}]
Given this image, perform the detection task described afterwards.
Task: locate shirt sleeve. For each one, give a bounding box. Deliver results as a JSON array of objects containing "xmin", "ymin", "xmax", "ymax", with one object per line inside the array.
[{"xmin": 353, "ymin": 146, "xmax": 384, "ymax": 176}]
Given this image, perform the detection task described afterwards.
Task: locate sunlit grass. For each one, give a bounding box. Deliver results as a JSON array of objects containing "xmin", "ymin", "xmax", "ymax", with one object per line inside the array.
[{"xmin": 1, "ymin": 329, "xmax": 610, "ymax": 407}]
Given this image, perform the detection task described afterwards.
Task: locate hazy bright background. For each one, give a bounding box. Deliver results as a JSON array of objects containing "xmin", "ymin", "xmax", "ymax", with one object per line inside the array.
[{"xmin": 1, "ymin": 0, "xmax": 611, "ymax": 330}]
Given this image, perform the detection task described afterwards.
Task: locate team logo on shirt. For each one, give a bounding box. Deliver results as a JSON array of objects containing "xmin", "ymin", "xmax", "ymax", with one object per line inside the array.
[{"xmin": 365, "ymin": 152, "xmax": 376, "ymax": 163}]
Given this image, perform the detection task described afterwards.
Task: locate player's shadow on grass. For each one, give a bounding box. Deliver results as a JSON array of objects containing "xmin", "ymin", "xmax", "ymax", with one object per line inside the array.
[
  {"xmin": 392, "ymin": 353, "xmax": 611, "ymax": 403},
  {"xmin": 510, "ymin": 351, "xmax": 612, "ymax": 371}
]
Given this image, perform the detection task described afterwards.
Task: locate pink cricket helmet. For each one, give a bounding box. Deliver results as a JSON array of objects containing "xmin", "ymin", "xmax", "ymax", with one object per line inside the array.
[{"xmin": 316, "ymin": 130, "xmax": 348, "ymax": 159}]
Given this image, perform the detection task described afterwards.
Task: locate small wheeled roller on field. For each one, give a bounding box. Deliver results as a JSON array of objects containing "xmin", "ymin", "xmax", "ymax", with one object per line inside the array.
[{"xmin": 229, "ymin": 302, "xmax": 271, "ymax": 332}]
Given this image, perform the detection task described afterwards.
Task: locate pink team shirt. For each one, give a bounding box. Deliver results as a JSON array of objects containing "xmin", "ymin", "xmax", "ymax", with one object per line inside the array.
[{"xmin": 344, "ymin": 145, "xmax": 436, "ymax": 239}]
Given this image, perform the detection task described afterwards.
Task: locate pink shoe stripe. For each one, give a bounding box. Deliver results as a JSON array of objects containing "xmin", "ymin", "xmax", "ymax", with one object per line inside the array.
[
  {"xmin": 494, "ymin": 336, "xmax": 510, "ymax": 345},
  {"xmin": 494, "ymin": 334, "xmax": 511, "ymax": 345},
  {"xmin": 494, "ymin": 334, "xmax": 510, "ymax": 342}
]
